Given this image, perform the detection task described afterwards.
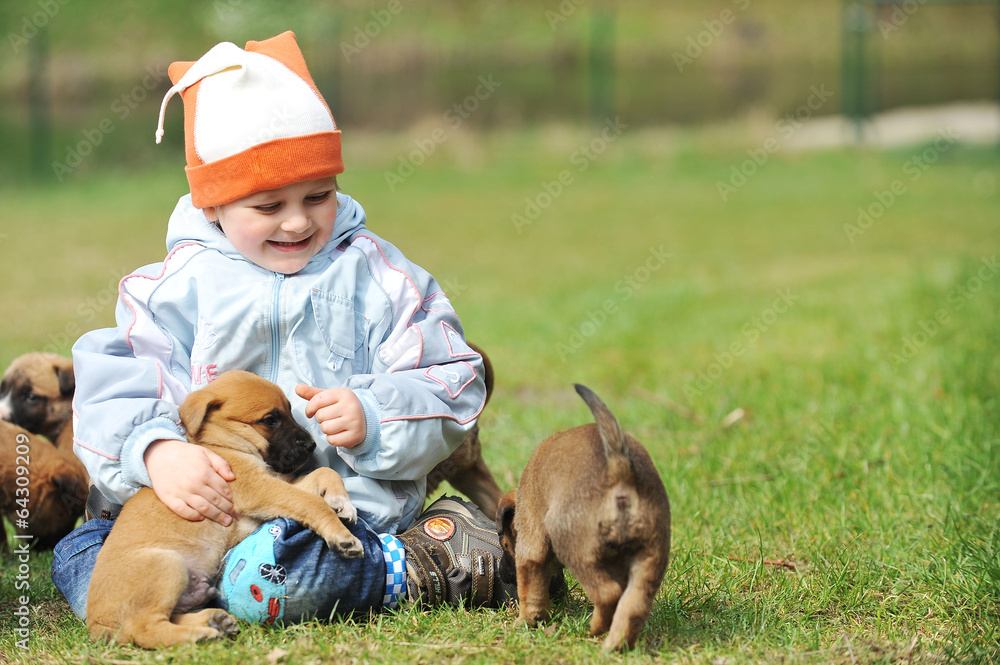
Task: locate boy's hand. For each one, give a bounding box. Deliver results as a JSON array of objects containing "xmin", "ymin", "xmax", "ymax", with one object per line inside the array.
[
  {"xmin": 144, "ymin": 439, "xmax": 236, "ymax": 525},
  {"xmin": 295, "ymin": 385, "xmax": 367, "ymax": 448}
]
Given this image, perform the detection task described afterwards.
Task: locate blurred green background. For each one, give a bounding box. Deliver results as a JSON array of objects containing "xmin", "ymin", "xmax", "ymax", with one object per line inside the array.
[{"xmin": 1, "ymin": 0, "xmax": 998, "ymax": 181}]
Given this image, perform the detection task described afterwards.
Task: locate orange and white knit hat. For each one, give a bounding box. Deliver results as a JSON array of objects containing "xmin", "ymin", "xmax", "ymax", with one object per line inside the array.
[{"xmin": 155, "ymin": 31, "xmax": 343, "ymax": 209}]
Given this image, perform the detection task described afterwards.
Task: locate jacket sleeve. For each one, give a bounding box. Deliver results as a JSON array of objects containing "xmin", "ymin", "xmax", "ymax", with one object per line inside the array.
[
  {"xmin": 337, "ymin": 235, "xmax": 487, "ymax": 481},
  {"xmin": 71, "ymin": 254, "xmax": 198, "ymax": 505}
]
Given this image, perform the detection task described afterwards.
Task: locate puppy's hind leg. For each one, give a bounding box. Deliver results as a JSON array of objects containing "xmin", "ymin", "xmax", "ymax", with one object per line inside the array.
[
  {"xmin": 118, "ymin": 551, "xmax": 231, "ymax": 649},
  {"xmin": 172, "ymin": 608, "xmax": 240, "ymax": 639},
  {"xmin": 571, "ymin": 565, "xmax": 623, "ymax": 639},
  {"xmin": 601, "ymin": 555, "xmax": 665, "ymax": 651}
]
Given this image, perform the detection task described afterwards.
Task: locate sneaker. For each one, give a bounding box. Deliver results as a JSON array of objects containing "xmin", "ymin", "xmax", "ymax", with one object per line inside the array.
[{"xmin": 397, "ymin": 495, "xmax": 517, "ymax": 608}]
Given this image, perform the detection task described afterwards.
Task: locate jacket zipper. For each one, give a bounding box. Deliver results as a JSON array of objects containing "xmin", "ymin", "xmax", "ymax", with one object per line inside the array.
[{"xmin": 269, "ymin": 273, "xmax": 284, "ymax": 384}]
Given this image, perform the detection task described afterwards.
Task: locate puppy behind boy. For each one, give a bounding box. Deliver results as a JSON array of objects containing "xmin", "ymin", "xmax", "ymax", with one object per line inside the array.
[
  {"xmin": 86, "ymin": 371, "xmax": 363, "ymax": 649},
  {"xmin": 497, "ymin": 384, "xmax": 670, "ymax": 651},
  {"xmin": 425, "ymin": 342, "xmax": 504, "ymax": 517}
]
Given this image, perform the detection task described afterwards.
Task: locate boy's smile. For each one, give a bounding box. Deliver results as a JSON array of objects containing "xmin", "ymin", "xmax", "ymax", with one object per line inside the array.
[
  {"xmin": 203, "ymin": 177, "xmax": 339, "ymax": 274},
  {"xmin": 270, "ymin": 238, "xmax": 312, "ymax": 251}
]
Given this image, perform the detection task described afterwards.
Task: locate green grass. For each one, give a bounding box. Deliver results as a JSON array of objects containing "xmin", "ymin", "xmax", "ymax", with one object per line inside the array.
[{"xmin": 1, "ymin": 125, "xmax": 998, "ymax": 664}]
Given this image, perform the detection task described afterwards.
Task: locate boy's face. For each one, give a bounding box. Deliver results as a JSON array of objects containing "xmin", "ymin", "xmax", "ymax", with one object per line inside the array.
[{"xmin": 204, "ymin": 177, "xmax": 339, "ymax": 274}]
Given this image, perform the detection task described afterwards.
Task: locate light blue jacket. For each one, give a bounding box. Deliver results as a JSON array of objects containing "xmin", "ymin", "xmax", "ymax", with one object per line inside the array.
[{"xmin": 72, "ymin": 192, "xmax": 486, "ymax": 533}]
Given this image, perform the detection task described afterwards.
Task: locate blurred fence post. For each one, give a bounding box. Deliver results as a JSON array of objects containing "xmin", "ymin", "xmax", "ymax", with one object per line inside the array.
[
  {"xmin": 841, "ymin": 0, "xmax": 872, "ymax": 142},
  {"xmin": 27, "ymin": 26, "xmax": 52, "ymax": 180},
  {"xmin": 843, "ymin": 0, "xmax": 1000, "ymax": 146},
  {"xmin": 588, "ymin": 4, "xmax": 615, "ymax": 125}
]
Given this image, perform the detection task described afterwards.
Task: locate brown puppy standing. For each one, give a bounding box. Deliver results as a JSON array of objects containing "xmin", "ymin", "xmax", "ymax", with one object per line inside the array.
[
  {"xmin": 86, "ymin": 371, "xmax": 363, "ymax": 649},
  {"xmin": 425, "ymin": 342, "xmax": 504, "ymax": 517},
  {"xmin": 497, "ymin": 384, "xmax": 670, "ymax": 651}
]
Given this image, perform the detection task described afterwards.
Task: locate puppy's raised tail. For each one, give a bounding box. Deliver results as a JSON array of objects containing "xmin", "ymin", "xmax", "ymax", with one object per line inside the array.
[{"xmin": 574, "ymin": 384, "xmax": 634, "ymax": 486}]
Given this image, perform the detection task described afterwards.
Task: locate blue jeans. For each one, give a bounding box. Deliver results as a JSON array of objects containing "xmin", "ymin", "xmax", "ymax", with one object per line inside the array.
[{"xmin": 52, "ymin": 516, "xmax": 388, "ymax": 624}]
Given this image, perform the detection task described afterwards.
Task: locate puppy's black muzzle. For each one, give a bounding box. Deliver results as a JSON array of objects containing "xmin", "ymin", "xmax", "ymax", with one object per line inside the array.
[{"xmin": 266, "ymin": 420, "xmax": 317, "ymax": 474}]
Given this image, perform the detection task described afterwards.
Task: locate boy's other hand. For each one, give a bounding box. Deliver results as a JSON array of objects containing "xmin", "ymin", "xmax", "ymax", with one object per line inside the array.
[
  {"xmin": 295, "ymin": 385, "xmax": 367, "ymax": 448},
  {"xmin": 144, "ymin": 438, "xmax": 236, "ymax": 525}
]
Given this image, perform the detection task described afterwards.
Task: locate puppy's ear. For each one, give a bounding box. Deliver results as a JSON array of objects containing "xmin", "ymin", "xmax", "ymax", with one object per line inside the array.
[
  {"xmin": 497, "ymin": 489, "xmax": 517, "ymax": 538},
  {"xmin": 55, "ymin": 362, "xmax": 75, "ymax": 397},
  {"xmin": 178, "ymin": 391, "xmax": 223, "ymax": 438}
]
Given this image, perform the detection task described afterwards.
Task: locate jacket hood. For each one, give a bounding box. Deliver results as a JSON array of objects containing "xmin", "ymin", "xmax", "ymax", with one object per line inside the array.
[{"xmin": 164, "ymin": 191, "xmax": 368, "ymax": 268}]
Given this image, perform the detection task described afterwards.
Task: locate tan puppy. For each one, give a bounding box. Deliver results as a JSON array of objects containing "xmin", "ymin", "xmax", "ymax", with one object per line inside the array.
[
  {"xmin": 426, "ymin": 342, "xmax": 504, "ymax": 517},
  {"xmin": 0, "ymin": 421, "xmax": 89, "ymax": 549},
  {"xmin": 0, "ymin": 352, "xmax": 87, "ymax": 486},
  {"xmin": 0, "ymin": 352, "xmax": 75, "ymax": 449},
  {"xmin": 86, "ymin": 370, "xmax": 363, "ymax": 648},
  {"xmin": 497, "ymin": 384, "xmax": 670, "ymax": 651}
]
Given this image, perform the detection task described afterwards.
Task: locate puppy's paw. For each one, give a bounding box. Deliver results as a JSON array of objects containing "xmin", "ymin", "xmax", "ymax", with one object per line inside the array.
[
  {"xmin": 516, "ymin": 608, "xmax": 550, "ymax": 629},
  {"xmin": 325, "ymin": 494, "xmax": 358, "ymax": 524},
  {"xmin": 327, "ymin": 535, "xmax": 365, "ymax": 559},
  {"xmin": 208, "ymin": 611, "xmax": 240, "ymax": 638}
]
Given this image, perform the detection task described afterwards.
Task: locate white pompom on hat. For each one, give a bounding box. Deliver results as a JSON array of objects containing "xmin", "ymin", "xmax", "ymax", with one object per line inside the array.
[{"xmin": 155, "ymin": 31, "xmax": 343, "ymax": 209}]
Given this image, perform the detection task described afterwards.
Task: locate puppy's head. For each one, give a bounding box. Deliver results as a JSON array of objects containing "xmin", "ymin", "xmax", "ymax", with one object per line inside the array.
[
  {"xmin": 179, "ymin": 371, "xmax": 315, "ymax": 474},
  {"xmin": 0, "ymin": 353, "xmax": 75, "ymax": 439},
  {"xmin": 496, "ymin": 489, "xmax": 518, "ymax": 585}
]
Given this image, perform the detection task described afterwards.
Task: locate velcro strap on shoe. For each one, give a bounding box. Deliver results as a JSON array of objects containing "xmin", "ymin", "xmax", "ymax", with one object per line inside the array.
[
  {"xmin": 397, "ymin": 536, "xmax": 446, "ymax": 607},
  {"xmin": 470, "ymin": 549, "xmax": 496, "ymax": 607}
]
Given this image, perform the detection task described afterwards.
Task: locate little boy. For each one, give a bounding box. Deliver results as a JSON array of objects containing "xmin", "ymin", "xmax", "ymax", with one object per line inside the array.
[{"xmin": 52, "ymin": 31, "xmax": 513, "ymax": 624}]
